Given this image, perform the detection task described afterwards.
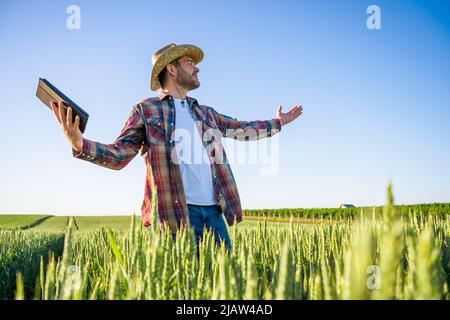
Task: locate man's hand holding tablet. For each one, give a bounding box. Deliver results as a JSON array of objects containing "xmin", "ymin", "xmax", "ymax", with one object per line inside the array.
[
  {"xmin": 36, "ymin": 78, "xmax": 89, "ymax": 154},
  {"xmin": 50, "ymin": 101, "xmax": 84, "ymax": 154}
]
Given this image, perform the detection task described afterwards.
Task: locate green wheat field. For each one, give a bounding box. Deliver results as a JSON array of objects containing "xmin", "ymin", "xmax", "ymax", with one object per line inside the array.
[{"xmin": 1, "ymin": 184, "xmax": 449, "ymax": 300}]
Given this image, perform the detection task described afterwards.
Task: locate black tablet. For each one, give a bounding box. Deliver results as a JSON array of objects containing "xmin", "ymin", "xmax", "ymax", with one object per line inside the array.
[{"xmin": 36, "ymin": 78, "xmax": 89, "ymax": 133}]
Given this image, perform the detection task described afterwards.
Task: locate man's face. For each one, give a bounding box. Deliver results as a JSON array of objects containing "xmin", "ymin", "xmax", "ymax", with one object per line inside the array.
[{"xmin": 172, "ymin": 55, "xmax": 200, "ymax": 90}]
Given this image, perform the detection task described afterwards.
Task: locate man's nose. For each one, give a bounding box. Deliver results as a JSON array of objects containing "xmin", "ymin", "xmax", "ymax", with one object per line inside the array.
[{"xmin": 194, "ymin": 66, "xmax": 200, "ymax": 73}]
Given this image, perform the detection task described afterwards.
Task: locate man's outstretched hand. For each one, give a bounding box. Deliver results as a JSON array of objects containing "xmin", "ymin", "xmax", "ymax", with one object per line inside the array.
[
  {"xmin": 50, "ymin": 101, "xmax": 84, "ymax": 153},
  {"xmin": 276, "ymin": 105, "xmax": 303, "ymax": 126}
]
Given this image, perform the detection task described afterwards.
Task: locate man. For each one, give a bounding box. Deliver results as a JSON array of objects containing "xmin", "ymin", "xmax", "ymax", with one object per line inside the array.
[{"xmin": 50, "ymin": 43, "xmax": 302, "ymax": 249}]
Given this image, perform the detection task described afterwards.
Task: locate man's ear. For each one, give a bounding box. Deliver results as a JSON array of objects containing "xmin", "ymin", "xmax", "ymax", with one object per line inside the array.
[{"xmin": 167, "ymin": 63, "xmax": 176, "ymax": 76}]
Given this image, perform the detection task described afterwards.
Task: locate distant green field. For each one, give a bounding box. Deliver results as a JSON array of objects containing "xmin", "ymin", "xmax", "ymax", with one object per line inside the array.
[
  {"xmin": 30, "ymin": 216, "xmax": 135, "ymax": 232},
  {"xmin": 0, "ymin": 214, "xmax": 280, "ymax": 232},
  {"xmin": 244, "ymin": 202, "xmax": 450, "ymax": 219},
  {"xmin": 0, "ymin": 215, "xmax": 52, "ymax": 230},
  {"xmin": 3, "ymin": 201, "xmax": 448, "ymax": 232},
  {"xmin": 0, "ymin": 215, "xmax": 135, "ymax": 232}
]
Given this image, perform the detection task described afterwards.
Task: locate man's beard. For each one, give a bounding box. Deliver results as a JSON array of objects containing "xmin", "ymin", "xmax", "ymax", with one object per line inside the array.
[{"xmin": 176, "ymin": 68, "xmax": 200, "ymax": 90}]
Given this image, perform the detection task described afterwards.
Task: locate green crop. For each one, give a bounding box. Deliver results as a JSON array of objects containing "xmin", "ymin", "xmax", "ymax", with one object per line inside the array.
[{"xmin": 1, "ymin": 183, "xmax": 449, "ymax": 300}]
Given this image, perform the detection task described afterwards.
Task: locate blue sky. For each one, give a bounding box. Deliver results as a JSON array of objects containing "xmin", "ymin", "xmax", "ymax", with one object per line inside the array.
[{"xmin": 0, "ymin": 0, "xmax": 449, "ymax": 215}]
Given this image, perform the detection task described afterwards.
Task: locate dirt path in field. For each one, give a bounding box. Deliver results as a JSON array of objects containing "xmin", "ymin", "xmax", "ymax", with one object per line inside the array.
[{"xmin": 23, "ymin": 216, "xmax": 54, "ymax": 230}]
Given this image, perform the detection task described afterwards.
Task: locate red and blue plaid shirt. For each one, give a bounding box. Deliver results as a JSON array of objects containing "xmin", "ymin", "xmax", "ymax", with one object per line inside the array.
[{"xmin": 73, "ymin": 92, "xmax": 282, "ymax": 234}]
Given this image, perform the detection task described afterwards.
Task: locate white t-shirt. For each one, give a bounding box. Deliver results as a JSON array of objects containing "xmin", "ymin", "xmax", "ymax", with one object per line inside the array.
[{"xmin": 173, "ymin": 98, "xmax": 217, "ymax": 205}]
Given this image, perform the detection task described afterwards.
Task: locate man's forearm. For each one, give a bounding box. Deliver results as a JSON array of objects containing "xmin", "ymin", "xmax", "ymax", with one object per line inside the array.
[
  {"xmin": 221, "ymin": 117, "xmax": 282, "ymax": 141},
  {"xmin": 208, "ymin": 106, "xmax": 282, "ymax": 141},
  {"xmin": 72, "ymin": 138, "xmax": 141, "ymax": 170},
  {"xmin": 72, "ymin": 104, "xmax": 146, "ymax": 170}
]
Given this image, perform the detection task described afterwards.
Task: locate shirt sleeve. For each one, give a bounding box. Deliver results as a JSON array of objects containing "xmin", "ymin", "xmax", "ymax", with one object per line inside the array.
[
  {"xmin": 72, "ymin": 104, "xmax": 146, "ymax": 170},
  {"xmin": 206, "ymin": 106, "xmax": 282, "ymax": 141}
]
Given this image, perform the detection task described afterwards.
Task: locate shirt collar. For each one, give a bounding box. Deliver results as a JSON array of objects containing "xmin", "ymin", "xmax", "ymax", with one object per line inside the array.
[{"xmin": 158, "ymin": 91, "xmax": 198, "ymax": 105}]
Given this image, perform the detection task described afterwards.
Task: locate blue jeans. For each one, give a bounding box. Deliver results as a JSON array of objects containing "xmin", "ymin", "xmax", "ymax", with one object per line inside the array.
[{"xmin": 187, "ymin": 204, "xmax": 231, "ymax": 250}]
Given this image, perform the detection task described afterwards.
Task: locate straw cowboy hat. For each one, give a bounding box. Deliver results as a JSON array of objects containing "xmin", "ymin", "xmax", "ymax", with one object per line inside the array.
[{"xmin": 150, "ymin": 43, "xmax": 204, "ymax": 91}]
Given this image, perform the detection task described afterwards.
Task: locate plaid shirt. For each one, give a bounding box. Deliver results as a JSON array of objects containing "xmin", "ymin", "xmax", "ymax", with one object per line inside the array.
[{"xmin": 73, "ymin": 92, "xmax": 282, "ymax": 234}]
